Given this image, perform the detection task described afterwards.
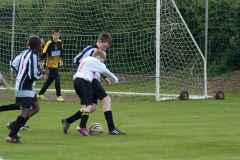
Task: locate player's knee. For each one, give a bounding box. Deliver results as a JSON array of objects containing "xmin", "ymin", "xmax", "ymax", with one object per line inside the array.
[
  {"xmin": 90, "ymin": 104, "xmax": 97, "ymax": 113},
  {"xmin": 102, "ymin": 96, "xmax": 111, "ymax": 104},
  {"xmin": 55, "ymin": 76, "xmax": 60, "ymax": 84},
  {"xmin": 32, "ymin": 105, "xmax": 40, "ymax": 113},
  {"xmin": 102, "ymin": 96, "xmax": 111, "ymax": 111},
  {"xmin": 55, "ymin": 75, "xmax": 60, "ymax": 81},
  {"xmin": 35, "ymin": 106, "xmax": 40, "ymax": 113}
]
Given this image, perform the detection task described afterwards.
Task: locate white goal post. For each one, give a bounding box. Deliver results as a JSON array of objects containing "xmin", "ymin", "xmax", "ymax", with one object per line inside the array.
[
  {"xmin": 156, "ymin": 0, "xmax": 209, "ymax": 101},
  {"xmin": 0, "ymin": 0, "xmax": 213, "ymax": 100}
]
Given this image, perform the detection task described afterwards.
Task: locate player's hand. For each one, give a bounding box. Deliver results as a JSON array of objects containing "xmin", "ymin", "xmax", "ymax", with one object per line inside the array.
[
  {"xmin": 40, "ymin": 60, "xmax": 44, "ymax": 70},
  {"xmin": 105, "ymin": 78, "xmax": 111, "ymax": 86},
  {"xmin": 41, "ymin": 74, "xmax": 46, "ymax": 80},
  {"xmin": 59, "ymin": 60, "xmax": 63, "ymax": 67},
  {"xmin": 42, "ymin": 70, "xmax": 46, "ymax": 75},
  {"xmin": 41, "ymin": 70, "xmax": 46, "ymax": 79}
]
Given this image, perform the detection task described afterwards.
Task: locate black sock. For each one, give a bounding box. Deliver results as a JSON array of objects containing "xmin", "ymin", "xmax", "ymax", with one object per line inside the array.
[
  {"xmin": 66, "ymin": 110, "xmax": 82, "ymax": 124},
  {"xmin": 11, "ymin": 118, "xmax": 29, "ymax": 127},
  {"xmin": 104, "ymin": 111, "xmax": 115, "ymax": 131},
  {"xmin": 9, "ymin": 116, "xmax": 26, "ymax": 137},
  {"xmin": 80, "ymin": 112, "xmax": 89, "ymax": 128},
  {"xmin": 0, "ymin": 104, "xmax": 20, "ymax": 112},
  {"xmin": 25, "ymin": 118, "xmax": 29, "ymax": 125}
]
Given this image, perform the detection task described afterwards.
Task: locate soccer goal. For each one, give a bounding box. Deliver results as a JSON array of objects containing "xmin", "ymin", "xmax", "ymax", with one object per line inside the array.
[
  {"xmin": 0, "ymin": 0, "xmax": 216, "ymax": 100},
  {"xmin": 155, "ymin": 0, "xmax": 210, "ymax": 101}
]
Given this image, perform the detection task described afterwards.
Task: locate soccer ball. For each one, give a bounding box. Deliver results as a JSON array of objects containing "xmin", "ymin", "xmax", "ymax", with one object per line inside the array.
[
  {"xmin": 89, "ymin": 123, "xmax": 103, "ymax": 135},
  {"xmin": 76, "ymin": 123, "xmax": 103, "ymax": 135}
]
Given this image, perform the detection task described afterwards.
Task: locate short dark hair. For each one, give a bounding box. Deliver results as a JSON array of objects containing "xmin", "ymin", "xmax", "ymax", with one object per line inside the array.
[
  {"xmin": 28, "ymin": 36, "xmax": 42, "ymax": 49},
  {"xmin": 52, "ymin": 28, "xmax": 60, "ymax": 34},
  {"xmin": 98, "ymin": 33, "xmax": 112, "ymax": 45}
]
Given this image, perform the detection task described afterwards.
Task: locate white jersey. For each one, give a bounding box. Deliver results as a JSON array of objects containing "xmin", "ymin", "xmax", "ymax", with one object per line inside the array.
[
  {"xmin": 73, "ymin": 45, "xmax": 107, "ymax": 81},
  {"xmin": 73, "ymin": 56, "xmax": 118, "ymax": 83}
]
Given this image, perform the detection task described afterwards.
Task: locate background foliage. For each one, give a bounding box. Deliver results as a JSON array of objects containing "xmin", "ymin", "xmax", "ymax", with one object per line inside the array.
[
  {"xmin": 1, "ymin": 0, "xmax": 240, "ymax": 76},
  {"xmin": 176, "ymin": 0, "xmax": 240, "ymax": 75}
]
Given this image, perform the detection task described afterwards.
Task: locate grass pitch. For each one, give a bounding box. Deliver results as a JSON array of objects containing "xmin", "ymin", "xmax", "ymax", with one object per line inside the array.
[{"xmin": 0, "ymin": 93, "xmax": 240, "ymax": 160}]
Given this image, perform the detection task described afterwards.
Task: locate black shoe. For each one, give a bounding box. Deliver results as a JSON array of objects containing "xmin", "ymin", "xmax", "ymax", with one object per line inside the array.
[
  {"xmin": 20, "ymin": 125, "xmax": 31, "ymax": 130},
  {"xmin": 62, "ymin": 118, "xmax": 70, "ymax": 134},
  {"xmin": 7, "ymin": 122, "xmax": 21, "ymax": 139},
  {"xmin": 7, "ymin": 122, "xmax": 14, "ymax": 130},
  {"xmin": 108, "ymin": 128, "xmax": 126, "ymax": 135},
  {"xmin": 6, "ymin": 136, "xmax": 21, "ymax": 143}
]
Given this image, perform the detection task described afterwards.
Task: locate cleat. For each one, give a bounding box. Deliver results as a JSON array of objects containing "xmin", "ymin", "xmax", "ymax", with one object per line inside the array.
[
  {"xmin": 56, "ymin": 96, "xmax": 64, "ymax": 102},
  {"xmin": 37, "ymin": 94, "xmax": 47, "ymax": 100},
  {"xmin": 20, "ymin": 125, "xmax": 31, "ymax": 130},
  {"xmin": 7, "ymin": 122, "xmax": 14, "ymax": 130},
  {"xmin": 77, "ymin": 128, "xmax": 90, "ymax": 136},
  {"xmin": 16, "ymin": 133, "xmax": 21, "ymax": 139},
  {"xmin": 108, "ymin": 128, "xmax": 126, "ymax": 135},
  {"xmin": 61, "ymin": 118, "xmax": 70, "ymax": 134},
  {"xmin": 7, "ymin": 122, "xmax": 21, "ymax": 138},
  {"xmin": 6, "ymin": 136, "xmax": 21, "ymax": 143}
]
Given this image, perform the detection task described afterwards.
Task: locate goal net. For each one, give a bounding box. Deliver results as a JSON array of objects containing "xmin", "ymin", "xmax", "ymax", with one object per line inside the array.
[
  {"xmin": 0, "ymin": 0, "xmax": 209, "ymax": 100},
  {"xmin": 156, "ymin": 0, "xmax": 208, "ymax": 100}
]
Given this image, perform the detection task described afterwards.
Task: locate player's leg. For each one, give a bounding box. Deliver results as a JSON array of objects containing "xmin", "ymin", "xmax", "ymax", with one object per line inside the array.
[
  {"xmin": 26, "ymin": 99, "xmax": 40, "ymax": 118},
  {"xmin": 6, "ymin": 97, "xmax": 32, "ymax": 143},
  {"xmin": 20, "ymin": 95, "xmax": 40, "ymax": 130},
  {"xmin": 37, "ymin": 68, "xmax": 55, "ymax": 100},
  {"xmin": 54, "ymin": 69, "xmax": 64, "ymax": 102},
  {"xmin": 8, "ymin": 95, "xmax": 39, "ymax": 131},
  {"xmin": 61, "ymin": 78, "xmax": 82, "ymax": 133},
  {"xmin": 76, "ymin": 78, "xmax": 92, "ymax": 136},
  {"xmin": 91, "ymin": 79, "xmax": 126, "ymax": 135},
  {"xmin": 0, "ymin": 103, "xmax": 20, "ymax": 112},
  {"xmin": 78, "ymin": 104, "xmax": 92, "ymax": 136}
]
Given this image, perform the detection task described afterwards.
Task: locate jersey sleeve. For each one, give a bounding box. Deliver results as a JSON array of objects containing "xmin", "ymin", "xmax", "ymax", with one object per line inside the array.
[
  {"xmin": 29, "ymin": 54, "xmax": 43, "ymax": 80},
  {"xmin": 10, "ymin": 52, "xmax": 24, "ymax": 74},
  {"xmin": 91, "ymin": 61, "xmax": 118, "ymax": 83},
  {"xmin": 41, "ymin": 40, "xmax": 51, "ymax": 60}
]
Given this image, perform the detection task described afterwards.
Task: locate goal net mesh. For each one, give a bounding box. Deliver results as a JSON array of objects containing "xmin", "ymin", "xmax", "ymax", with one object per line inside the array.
[
  {"xmin": 0, "ymin": 0, "xmax": 206, "ymax": 98},
  {"xmin": 157, "ymin": 0, "xmax": 206, "ymax": 99}
]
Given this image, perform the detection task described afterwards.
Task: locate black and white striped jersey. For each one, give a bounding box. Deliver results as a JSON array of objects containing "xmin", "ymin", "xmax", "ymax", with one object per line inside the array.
[
  {"xmin": 11, "ymin": 49, "xmax": 43, "ymax": 97},
  {"xmin": 73, "ymin": 45, "xmax": 106, "ymax": 67}
]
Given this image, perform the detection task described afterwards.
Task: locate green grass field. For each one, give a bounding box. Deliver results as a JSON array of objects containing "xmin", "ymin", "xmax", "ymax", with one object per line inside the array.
[{"xmin": 0, "ymin": 93, "xmax": 240, "ymax": 160}]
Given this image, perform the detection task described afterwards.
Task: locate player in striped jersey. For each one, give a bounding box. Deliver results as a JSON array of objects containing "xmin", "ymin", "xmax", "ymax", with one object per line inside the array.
[
  {"xmin": 6, "ymin": 36, "xmax": 46, "ymax": 143},
  {"xmin": 73, "ymin": 49, "xmax": 118, "ymax": 136},
  {"xmin": 1, "ymin": 35, "xmax": 44, "ymax": 132},
  {"xmin": 37, "ymin": 28, "xmax": 64, "ymax": 102},
  {"xmin": 62, "ymin": 33, "xmax": 126, "ymax": 135}
]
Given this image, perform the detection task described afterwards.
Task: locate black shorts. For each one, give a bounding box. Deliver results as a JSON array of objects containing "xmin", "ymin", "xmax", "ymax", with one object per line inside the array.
[
  {"xmin": 15, "ymin": 94, "xmax": 38, "ymax": 108},
  {"xmin": 91, "ymin": 78, "xmax": 108, "ymax": 104},
  {"xmin": 74, "ymin": 78, "xmax": 92, "ymax": 105}
]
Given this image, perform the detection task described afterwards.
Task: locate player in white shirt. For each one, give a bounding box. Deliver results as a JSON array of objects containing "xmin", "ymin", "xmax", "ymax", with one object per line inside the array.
[
  {"xmin": 62, "ymin": 33, "xmax": 126, "ymax": 135},
  {"xmin": 69, "ymin": 49, "xmax": 115, "ymax": 136}
]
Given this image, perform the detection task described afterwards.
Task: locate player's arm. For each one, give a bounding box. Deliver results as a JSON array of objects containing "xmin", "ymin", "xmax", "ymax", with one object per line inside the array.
[
  {"xmin": 40, "ymin": 40, "xmax": 51, "ymax": 70},
  {"xmin": 10, "ymin": 52, "xmax": 23, "ymax": 74},
  {"xmin": 59, "ymin": 41, "xmax": 64, "ymax": 67},
  {"xmin": 29, "ymin": 54, "xmax": 45, "ymax": 80},
  {"xmin": 100, "ymin": 60, "xmax": 111, "ymax": 85},
  {"xmin": 92, "ymin": 62, "xmax": 118, "ymax": 83},
  {"xmin": 41, "ymin": 40, "xmax": 51, "ymax": 60}
]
